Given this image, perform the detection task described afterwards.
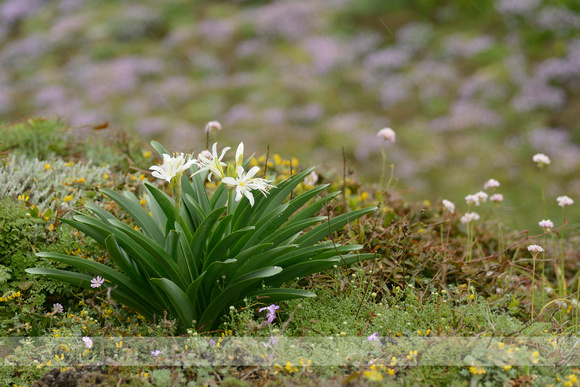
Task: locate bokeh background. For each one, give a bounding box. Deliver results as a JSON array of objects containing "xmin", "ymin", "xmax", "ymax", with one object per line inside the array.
[{"xmin": 1, "ymin": 0, "xmax": 579, "ymax": 228}]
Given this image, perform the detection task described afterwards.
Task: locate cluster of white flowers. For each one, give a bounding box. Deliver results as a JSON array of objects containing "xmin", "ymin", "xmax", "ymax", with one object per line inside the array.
[
  {"xmin": 538, "ymin": 219, "xmax": 554, "ymax": 230},
  {"xmin": 489, "ymin": 193, "xmax": 503, "ymax": 202},
  {"xmin": 150, "ymin": 142, "xmax": 274, "ymax": 207},
  {"xmin": 442, "ymin": 199, "xmax": 455, "ymax": 214},
  {"xmin": 460, "ymin": 212, "xmax": 480, "ymax": 224},
  {"xmin": 527, "ymin": 244, "xmax": 544, "ymax": 254},
  {"xmin": 465, "ymin": 191, "xmax": 488, "ymax": 206},
  {"xmin": 556, "ymin": 195, "xmax": 574, "ymax": 208},
  {"xmin": 483, "ymin": 179, "xmax": 500, "ymax": 189},
  {"xmin": 532, "ymin": 153, "xmax": 551, "ymax": 167},
  {"xmin": 377, "ymin": 127, "xmax": 396, "ymax": 144}
]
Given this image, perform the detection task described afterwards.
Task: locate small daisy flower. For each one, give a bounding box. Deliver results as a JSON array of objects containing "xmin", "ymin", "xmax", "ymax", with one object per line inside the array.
[
  {"xmin": 377, "ymin": 127, "xmax": 396, "ymax": 144},
  {"xmin": 489, "ymin": 194, "xmax": 503, "ymax": 202},
  {"xmin": 527, "ymin": 245, "xmax": 544, "ymax": 254},
  {"xmin": 90, "ymin": 276, "xmax": 105, "ymax": 288},
  {"xmin": 82, "ymin": 336, "xmax": 93, "ymax": 349},
  {"xmin": 53, "ymin": 303, "xmax": 63, "ymax": 314},
  {"xmin": 367, "ymin": 332, "xmax": 379, "ymax": 342},
  {"xmin": 532, "ymin": 153, "xmax": 550, "ymax": 167},
  {"xmin": 538, "ymin": 219, "xmax": 554, "ymax": 230},
  {"xmin": 483, "ymin": 179, "xmax": 500, "ymax": 189},
  {"xmin": 556, "ymin": 195, "xmax": 574, "ymax": 207},
  {"xmin": 461, "ymin": 212, "xmax": 480, "ymax": 224},
  {"xmin": 442, "ymin": 199, "xmax": 455, "ymax": 214}
]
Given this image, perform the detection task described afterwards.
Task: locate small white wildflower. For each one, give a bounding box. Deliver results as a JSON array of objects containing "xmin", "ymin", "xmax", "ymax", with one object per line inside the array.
[
  {"xmin": 490, "ymin": 194, "xmax": 503, "ymax": 202},
  {"xmin": 52, "ymin": 303, "xmax": 63, "ymax": 314},
  {"xmin": 90, "ymin": 276, "xmax": 105, "ymax": 288},
  {"xmin": 204, "ymin": 121, "xmax": 222, "ymax": 133},
  {"xmin": 538, "ymin": 219, "xmax": 554, "ymax": 230},
  {"xmin": 532, "ymin": 153, "xmax": 550, "ymax": 167},
  {"xmin": 527, "ymin": 245, "xmax": 544, "ymax": 253},
  {"xmin": 377, "ymin": 127, "xmax": 396, "ymax": 144},
  {"xmin": 442, "ymin": 199, "xmax": 455, "ymax": 214},
  {"xmin": 151, "ymin": 350, "xmax": 162, "ymax": 357},
  {"xmin": 475, "ymin": 191, "xmax": 488, "ymax": 203},
  {"xmin": 465, "ymin": 194, "xmax": 479, "ymax": 206},
  {"xmin": 483, "ymin": 179, "xmax": 500, "ymax": 189},
  {"xmin": 556, "ymin": 195, "xmax": 574, "ymax": 207},
  {"xmin": 460, "ymin": 212, "xmax": 480, "ymax": 224}
]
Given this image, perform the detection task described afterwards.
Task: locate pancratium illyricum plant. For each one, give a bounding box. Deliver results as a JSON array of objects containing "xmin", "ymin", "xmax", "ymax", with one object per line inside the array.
[{"xmin": 27, "ymin": 140, "xmax": 376, "ymax": 333}]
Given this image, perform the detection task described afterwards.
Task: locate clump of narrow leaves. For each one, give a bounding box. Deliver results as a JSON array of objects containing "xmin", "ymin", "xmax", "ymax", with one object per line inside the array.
[{"xmin": 28, "ymin": 142, "xmax": 376, "ymax": 333}]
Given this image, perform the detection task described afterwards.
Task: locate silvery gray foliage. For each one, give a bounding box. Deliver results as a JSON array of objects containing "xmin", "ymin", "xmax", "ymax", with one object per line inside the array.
[{"xmin": 0, "ymin": 155, "xmax": 110, "ymax": 212}]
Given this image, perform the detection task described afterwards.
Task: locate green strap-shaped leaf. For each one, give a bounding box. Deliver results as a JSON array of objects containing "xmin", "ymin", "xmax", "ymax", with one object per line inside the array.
[
  {"xmin": 270, "ymin": 244, "xmax": 362, "ymax": 267},
  {"xmin": 143, "ymin": 183, "xmax": 176, "ymax": 233},
  {"xmin": 249, "ymin": 167, "xmax": 316, "ymax": 224},
  {"xmin": 150, "ymin": 140, "xmax": 170, "ymax": 158},
  {"xmin": 217, "ymin": 243, "xmax": 274, "ymax": 282},
  {"xmin": 183, "ymin": 193, "xmax": 206, "ymax": 232},
  {"xmin": 101, "ymin": 188, "xmax": 165, "ymax": 246},
  {"xmin": 231, "ymin": 245, "xmax": 298, "ymax": 280},
  {"xmin": 34, "ymin": 251, "xmax": 163, "ymax": 311},
  {"xmin": 203, "ymin": 226, "xmax": 255, "ymax": 270},
  {"xmin": 144, "ymin": 192, "xmax": 167, "ymax": 232},
  {"xmin": 209, "ymin": 183, "xmax": 228, "ymax": 210},
  {"xmin": 283, "ymin": 191, "xmax": 340, "ymax": 227},
  {"xmin": 260, "ymin": 217, "xmax": 327, "ymax": 246},
  {"xmin": 199, "ymin": 259, "xmax": 237, "ymax": 306},
  {"xmin": 165, "ymin": 230, "xmax": 181, "ymax": 263},
  {"xmin": 65, "ymin": 215, "xmax": 167, "ymax": 279},
  {"xmin": 175, "ymin": 222, "xmax": 198, "ymax": 281},
  {"xmin": 295, "ymin": 207, "xmax": 377, "ymax": 247},
  {"xmin": 186, "ymin": 274, "xmax": 205, "ymax": 316},
  {"xmin": 151, "ymin": 278, "xmax": 197, "ymax": 333},
  {"xmin": 105, "ymin": 234, "xmax": 140, "ymax": 281},
  {"xmin": 25, "ymin": 268, "xmax": 157, "ymax": 321},
  {"xmin": 190, "ymin": 206, "xmax": 226, "ymax": 270},
  {"xmin": 245, "ymin": 288, "xmax": 316, "ymax": 304},
  {"xmin": 199, "ymin": 266, "xmax": 283, "ymax": 330},
  {"xmin": 205, "ymin": 214, "xmax": 233, "ymax": 253},
  {"xmin": 183, "ymin": 167, "xmax": 211, "ymax": 216},
  {"xmin": 264, "ymin": 258, "xmax": 342, "ymax": 288},
  {"xmin": 107, "ymin": 218, "xmax": 187, "ymax": 289},
  {"xmin": 85, "ymin": 203, "xmax": 116, "ymax": 223}
]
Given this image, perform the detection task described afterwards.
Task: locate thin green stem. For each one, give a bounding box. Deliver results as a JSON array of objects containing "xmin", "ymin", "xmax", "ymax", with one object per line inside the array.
[
  {"xmin": 540, "ymin": 167, "xmax": 546, "ymax": 219},
  {"xmin": 172, "ymin": 173, "xmax": 182, "ymax": 228},
  {"xmin": 531, "ymin": 252, "xmax": 537, "ymax": 319},
  {"xmin": 378, "ymin": 143, "xmax": 387, "ymax": 191}
]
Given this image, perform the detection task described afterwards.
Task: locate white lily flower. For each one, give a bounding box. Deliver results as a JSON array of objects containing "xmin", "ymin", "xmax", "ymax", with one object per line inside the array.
[
  {"xmin": 222, "ymin": 166, "xmax": 274, "ymax": 206},
  {"xmin": 235, "ymin": 142, "xmax": 244, "ymax": 169},
  {"xmin": 150, "ymin": 153, "xmax": 196, "ymax": 183},
  {"xmin": 194, "ymin": 143, "xmax": 230, "ymax": 182}
]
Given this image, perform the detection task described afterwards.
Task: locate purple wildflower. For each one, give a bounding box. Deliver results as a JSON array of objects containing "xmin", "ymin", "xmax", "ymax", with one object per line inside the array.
[{"xmin": 259, "ymin": 304, "xmax": 279, "ymax": 323}]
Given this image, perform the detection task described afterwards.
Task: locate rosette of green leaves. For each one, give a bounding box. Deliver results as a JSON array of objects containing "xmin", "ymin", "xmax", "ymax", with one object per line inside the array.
[{"xmin": 27, "ymin": 142, "xmax": 377, "ymax": 332}]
